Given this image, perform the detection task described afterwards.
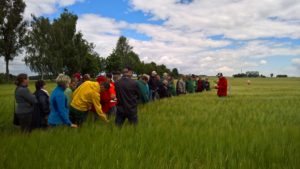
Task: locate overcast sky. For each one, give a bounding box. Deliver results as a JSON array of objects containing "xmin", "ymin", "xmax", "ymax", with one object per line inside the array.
[{"xmin": 1, "ymin": 0, "xmax": 300, "ymax": 76}]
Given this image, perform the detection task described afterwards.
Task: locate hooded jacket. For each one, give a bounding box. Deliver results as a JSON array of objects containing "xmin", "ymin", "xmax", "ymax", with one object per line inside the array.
[{"xmin": 71, "ymin": 81, "xmax": 107, "ymax": 122}]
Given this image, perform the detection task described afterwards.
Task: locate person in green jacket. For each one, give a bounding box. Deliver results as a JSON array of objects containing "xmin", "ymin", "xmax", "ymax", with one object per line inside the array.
[
  {"xmin": 167, "ymin": 76, "xmax": 177, "ymax": 96},
  {"xmin": 186, "ymin": 76, "xmax": 195, "ymax": 93},
  {"xmin": 136, "ymin": 75, "xmax": 150, "ymax": 104},
  {"xmin": 64, "ymin": 77, "xmax": 78, "ymax": 107}
]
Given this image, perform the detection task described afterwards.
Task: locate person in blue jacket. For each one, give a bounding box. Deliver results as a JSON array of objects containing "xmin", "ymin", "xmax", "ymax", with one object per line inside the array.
[{"xmin": 48, "ymin": 74, "xmax": 77, "ymax": 128}]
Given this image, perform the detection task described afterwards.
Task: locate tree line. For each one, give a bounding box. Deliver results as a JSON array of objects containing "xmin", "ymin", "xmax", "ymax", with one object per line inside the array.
[{"xmin": 0, "ymin": 0, "xmax": 179, "ymax": 80}]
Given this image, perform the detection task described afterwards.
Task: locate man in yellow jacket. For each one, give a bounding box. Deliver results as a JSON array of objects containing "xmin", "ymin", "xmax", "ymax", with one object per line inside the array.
[{"xmin": 70, "ymin": 81, "xmax": 110, "ymax": 125}]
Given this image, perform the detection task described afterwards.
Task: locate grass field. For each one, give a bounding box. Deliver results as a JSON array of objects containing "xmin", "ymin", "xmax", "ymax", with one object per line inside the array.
[{"xmin": 0, "ymin": 78, "xmax": 300, "ymax": 169}]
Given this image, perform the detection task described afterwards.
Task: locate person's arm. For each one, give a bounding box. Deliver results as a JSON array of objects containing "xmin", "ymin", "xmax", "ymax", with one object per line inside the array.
[
  {"xmin": 56, "ymin": 94, "xmax": 72, "ymax": 126},
  {"xmin": 135, "ymin": 82, "xmax": 141, "ymax": 101},
  {"xmin": 39, "ymin": 94, "xmax": 50, "ymax": 115},
  {"xmin": 92, "ymin": 92, "xmax": 108, "ymax": 122},
  {"xmin": 20, "ymin": 88, "xmax": 37, "ymax": 104}
]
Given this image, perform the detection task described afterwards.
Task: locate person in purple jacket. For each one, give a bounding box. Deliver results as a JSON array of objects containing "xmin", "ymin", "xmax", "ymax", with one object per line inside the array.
[{"xmin": 48, "ymin": 74, "xmax": 77, "ymax": 128}]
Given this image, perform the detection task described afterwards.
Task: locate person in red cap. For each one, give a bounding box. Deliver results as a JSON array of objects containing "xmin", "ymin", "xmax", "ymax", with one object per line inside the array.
[
  {"xmin": 72, "ymin": 73, "xmax": 81, "ymax": 89},
  {"xmin": 215, "ymin": 73, "xmax": 228, "ymax": 97},
  {"xmin": 73, "ymin": 73, "xmax": 81, "ymax": 81}
]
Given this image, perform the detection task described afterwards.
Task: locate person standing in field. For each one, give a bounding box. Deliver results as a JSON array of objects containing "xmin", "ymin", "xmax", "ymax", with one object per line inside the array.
[
  {"xmin": 158, "ymin": 79, "xmax": 170, "ymax": 99},
  {"xmin": 186, "ymin": 76, "xmax": 195, "ymax": 93},
  {"xmin": 14, "ymin": 73, "xmax": 37, "ymax": 132},
  {"xmin": 115, "ymin": 67, "xmax": 140, "ymax": 126},
  {"xmin": 94, "ymin": 75, "xmax": 111, "ymax": 117},
  {"xmin": 204, "ymin": 77, "xmax": 211, "ymax": 91},
  {"xmin": 176, "ymin": 76, "xmax": 186, "ymax": 95},
  {"xmin": 48, "ymin": 74, "xmax": 77, "ymax": 128},
  {"xmin": 196, "ymin": 77, "xmax": 204, "ymax": 92},
  {"xmin": 167, "ymin": 75, "xmax": 177, "ymax": 96},
  {"xmin": 106, "ymin": 73, "xmax": 117, "ymax": 117},
  {"xmin": 70, "ymin": 79, "xmax": 110, "ymax": 125},
  {"xmin": 64, "ymin": 77, "xmax": 78, "ymax": 108},
  {"xmin": 32, "ymin": 80, "xmax": 50, "ymax": 129},
  {"xmin": 136, "ymin": 74, "xmax": 150, "ymax": 104},
  {"xmin": 148, "ymin": 71, "xmax": 160, "ymax": 101},
  {"xmin": 215, "ymin": 73, "xmax": 228, "ymax": 97}
]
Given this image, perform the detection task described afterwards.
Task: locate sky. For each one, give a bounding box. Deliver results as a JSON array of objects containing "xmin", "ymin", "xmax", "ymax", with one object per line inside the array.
[{"xmin": 1, "ymin": 0, "xmax": 300, "ymax": 76}]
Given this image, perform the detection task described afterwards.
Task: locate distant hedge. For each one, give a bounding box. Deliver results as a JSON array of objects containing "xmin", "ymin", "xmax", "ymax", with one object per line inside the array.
[
  {"xmin": 276, "ymin": 75, "xmax": 288, "ymax": 78},
  {"xmin": 0, "ymin": 73, "xmax": 16, "ymax": 84}
]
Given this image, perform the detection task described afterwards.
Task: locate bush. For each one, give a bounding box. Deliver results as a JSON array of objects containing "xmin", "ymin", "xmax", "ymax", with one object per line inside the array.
[
  {"xmin": 276, "ymin": 74, "xmax": 288, "ymax": 78},
  {"xmin": 0, "ymin": 73, "xmax": 16, "ymax": 84}
]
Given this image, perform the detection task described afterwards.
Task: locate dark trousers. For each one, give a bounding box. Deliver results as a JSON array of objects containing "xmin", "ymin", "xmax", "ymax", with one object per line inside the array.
[
  {"xmin": 69, "ymin": 106, "xmax": 88, "ymax": 126},
  {"xmin": 115, "ymin": 108, "xmax": 138, "ymax": 127},
  {"xmin": 16, "ymin": 113, "xmax": 32, "ymax": 133},
  {"xmin": 107, "ymin": 106, "xmax": 117, "ymax": 119}
]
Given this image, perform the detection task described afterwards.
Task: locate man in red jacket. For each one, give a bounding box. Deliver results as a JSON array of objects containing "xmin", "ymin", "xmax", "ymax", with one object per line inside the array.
[{"xmin": 215, "ymin": 73, "xmax": 228, "ymax": 97}]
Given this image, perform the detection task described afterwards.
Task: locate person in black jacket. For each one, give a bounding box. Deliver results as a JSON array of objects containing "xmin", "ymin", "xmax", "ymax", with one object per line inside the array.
[
  {"xmin": 158, "ymin": 80, "xmax": 169, "ymax": 99},
  {"xmin": 32, "ymin": 80, "xmax": 50, "ymax": 128},
  {"xmin": 115, "ymin": 67, "xmax": 140, "ymax": 126},
  {"xmin": 15, "ymin": 74, "xmax": 37, "ymax": 132},
  {"xmin": 148, "ymin": 71, "xmax": 160, "ymax": 101}
]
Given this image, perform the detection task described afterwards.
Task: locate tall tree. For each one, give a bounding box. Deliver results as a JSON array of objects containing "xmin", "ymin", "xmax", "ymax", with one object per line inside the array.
[
  {"xmin": 24, "ymin": 16, "xmax": 51, "ymax": 79},
  {"xmin": 0, "ymin": 0, "xmax": 27, "ymax": 76},
  {"xmin": 25, "ymin": 9, "xmax": 105, "ymax": 77},
  {"xmin": 49, "ymin": 9, "xmax": 78, "ymax": 75},
  {"xmin": 171, "ymin": 68, "xmax": 179, "ymax": 78},
  {"xmin": 106, "ymin": 36, "xmax": 141, "ymax": 72}
]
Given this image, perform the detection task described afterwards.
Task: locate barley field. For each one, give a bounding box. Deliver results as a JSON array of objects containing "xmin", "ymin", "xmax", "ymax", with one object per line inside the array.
[{"xmin": 0, "ymin": 78, "xmax": 299, "ymax": 169}]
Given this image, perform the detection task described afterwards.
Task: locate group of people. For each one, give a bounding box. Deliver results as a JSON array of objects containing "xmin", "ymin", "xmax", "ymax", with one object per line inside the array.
[{"xmin": 13, "ymin": 67, "xmax": 227, "ymax": 132}]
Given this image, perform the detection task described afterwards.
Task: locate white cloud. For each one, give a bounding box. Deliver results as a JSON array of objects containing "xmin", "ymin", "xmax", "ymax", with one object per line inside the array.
[
  {"xmin": 4, "ymin": 0, "xmax": 300, "ymax": 76},
  {"xmin": 23, "ymin": 0, "xmax": 84, "ymax": 19},
  {"xmin": 130, "ymin": 0, "xmax": 300, "ymax": 40},
  {"xmin": 74, "ymin": 12, "xmax": 300, "ymax": 75},
  {"xmin": 291, "ymin": 58, "xmax": 300, "ymax": 65},
  {"xmin": 260, "ymin": 60, "xmax": 267, "ymax": 65},
  {"xmin": 216, "ymin": 66, "xmax": 234, "ymax": 75}
]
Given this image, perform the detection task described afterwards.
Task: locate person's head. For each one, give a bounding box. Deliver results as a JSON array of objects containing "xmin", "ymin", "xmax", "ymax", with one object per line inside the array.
[
  {"xmin": 35, "ymin": 80, "xmax": 46, "ymax": 90},
  {"xmin": 69, "ymin": 77, "xmax": 78, "ymax": 90},
  {"xmin": 140, "ymin": 74, "xmax": 149, "ymax": 84},
  {"xmin": 112, "ymin": 71, "xmax": 121, "ymax": 81},
  {"xmin": 123, "ymin": 66, "xmax": 133, "ymax": 77},
  {"xmin": 100, "ymin": 81, "xmax": 110, "ymax": 92},
  {"xmin": 56, "ymin": 74, "xmax": 71, "ymax": 89},
  {"xmin": 73, "ymin": 73, "xmax": 81, "ymax": 81},
  {"xmin": 156, "ymin": 74, "xmax": 161, "ymax": 80},
  {"xmin": 96, "ymin": 75, "xmax": 107, "ymax": 84},
  {"xmin": 217, "ymin": 72, "xmax": 223, "ymax": 78},
  {"xmin": 15, "ymin": 73, "xmax": 29, "ymax": 87},
  {"xmin": 106, "ymin": 73, "xmax": 113, "ymax": 82},
  {"xmin": 151, "ymin": 71, "xmax": 157, "ymax": 77},
  {"xmin": 163, "ymin": 72, "xmax": 168, "ymax": 78},
  {"xmin": 83, "ymin": 74, "xmax": 91, "ymax": 81},
  {"xmin": 162, "ymin": 79, "xmax": 168, "ymax": 86}
]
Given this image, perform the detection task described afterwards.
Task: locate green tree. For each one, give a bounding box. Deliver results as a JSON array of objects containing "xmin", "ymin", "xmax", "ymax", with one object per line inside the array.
[
  {"xmin": 25, "ymin": 9, "xmax": 104, "ymax": 77},
  {"xmin": 0, "ymin": 0, "xmax": 27, "ymax": 77},
  {"xmin": 24, "ymin": 16, "xmax": 51, "ymax": 79},
  {"xmin": 49, "ymin": 9, "xmax": 78, "ymax": 75},
  {"xmin": 106, "ymin": 36, "xmax": 141, "ymax": 72},
  {"xmin": 81, "ymin": 53, "xmax": 102, "ymax": 77},
  {"xmin": 171, "ymin": 68, "xmax": 179, "ymax": 78}
]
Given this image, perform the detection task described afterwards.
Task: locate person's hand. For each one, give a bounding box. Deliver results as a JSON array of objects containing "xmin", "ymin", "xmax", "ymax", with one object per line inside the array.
[{"xmin": 71, "ymin": 124, "xmax": 78, "ymax": 128}]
